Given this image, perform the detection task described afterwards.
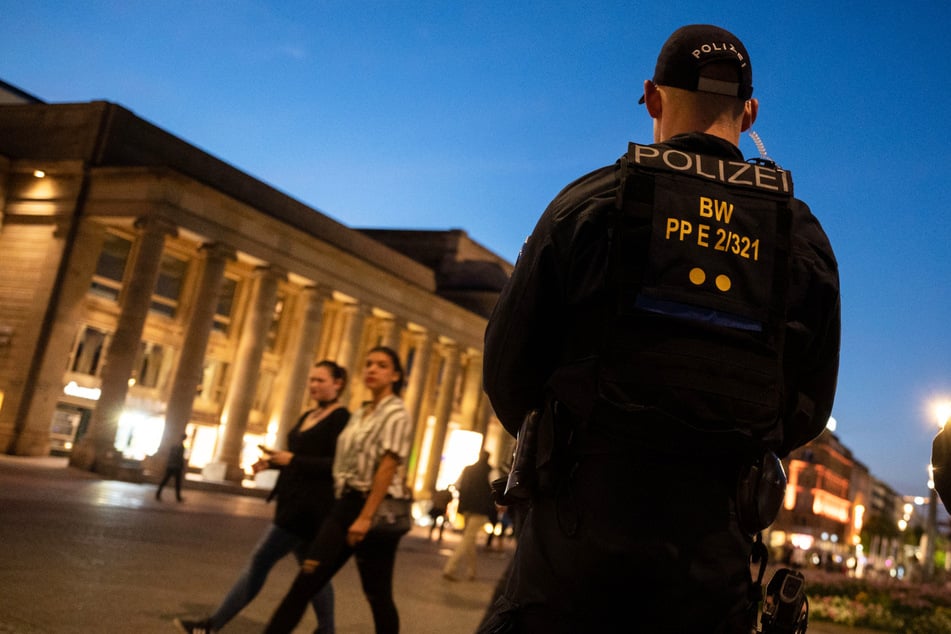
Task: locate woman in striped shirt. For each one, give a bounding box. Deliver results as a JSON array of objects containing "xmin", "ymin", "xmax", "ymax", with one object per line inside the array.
[{"xmin": 265, "ymin": 346, "xmax": 414, "ymax": 634}]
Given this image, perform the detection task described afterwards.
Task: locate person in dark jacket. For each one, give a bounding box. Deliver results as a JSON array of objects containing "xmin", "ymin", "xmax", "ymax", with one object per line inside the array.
[
  {"xmin": 479, "ymin": 24, "xmax": 840, "ymax": 633},
  {"xmin": 155, "ymin": 433, "xmax": 188, "ymax": 502},
  {"xmin": 175, "ymin": 361, "xmax": 349, "ymax": 634},
  {"xmin": 443, "ymin": 450, "xmax": 496, "ymax": 582}
]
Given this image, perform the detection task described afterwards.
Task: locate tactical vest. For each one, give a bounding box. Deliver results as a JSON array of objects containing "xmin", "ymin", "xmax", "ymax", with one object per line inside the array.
[{"xmin": 597, "ymin": 142, "xmax": 793, "ymax": 444}]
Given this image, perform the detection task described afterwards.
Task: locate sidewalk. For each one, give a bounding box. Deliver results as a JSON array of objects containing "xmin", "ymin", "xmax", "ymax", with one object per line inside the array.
[{"xmin": 0, "ymin": 455, "xmax": 885, "ymax": 633}]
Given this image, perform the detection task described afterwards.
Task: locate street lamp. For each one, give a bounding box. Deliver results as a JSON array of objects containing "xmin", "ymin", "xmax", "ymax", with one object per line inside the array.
[{"xmin": 923, "ymin": 400, "xmax": 951, "ymax": 583}]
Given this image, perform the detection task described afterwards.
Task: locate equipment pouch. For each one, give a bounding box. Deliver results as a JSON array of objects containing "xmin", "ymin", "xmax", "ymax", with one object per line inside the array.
[
  {"xmin": 760, "ymin": 568, "xmax": 808, "ymax": 634},
  {"xmin": 502, "ymin": 409, "xmax": 540, "ymax": 503},
  {"xmin": 735, "ymin": 451, "xmax": 787, "ymax": 535}
]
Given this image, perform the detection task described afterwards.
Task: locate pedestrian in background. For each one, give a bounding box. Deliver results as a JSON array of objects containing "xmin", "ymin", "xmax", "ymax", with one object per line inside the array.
[
  {"xmin": 427, "ymin": 488, "xmax": 453, "ymax": 542},
  {"xmin": 155, "ymin": 433, "xmax": 188, "ymax": 502},
  {"xmin": 442, "ymin": 450, "xmax": 495, "ymax": 582},
  {"xmin": 175, "ymin": 360, "xmax": 350, "ymax": 634}
]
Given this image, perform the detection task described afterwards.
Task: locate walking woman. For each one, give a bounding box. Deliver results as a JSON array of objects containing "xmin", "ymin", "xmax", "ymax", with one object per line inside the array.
[
  {"xmin": 176, "ymin": 361, "xmax": 350, "ymax": 634},
  {"xmin": 264, "ymin": 346, "xmax": 414, "ymax": 634}
]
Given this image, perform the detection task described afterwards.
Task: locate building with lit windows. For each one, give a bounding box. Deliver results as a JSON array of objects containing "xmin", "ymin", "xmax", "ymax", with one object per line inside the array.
[
  {"xmin": 0, "ymin": 87, "xmax": 512, "ymax": 500},
  {"xmin": 767, "ymin": 430, "xmax": 870, "ymax": 570}
]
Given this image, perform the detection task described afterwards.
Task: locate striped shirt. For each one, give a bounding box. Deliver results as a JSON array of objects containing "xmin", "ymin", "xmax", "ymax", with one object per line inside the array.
[{"xmin": 332, "ymin": 394, "xmax": 413, "ymax": 499}]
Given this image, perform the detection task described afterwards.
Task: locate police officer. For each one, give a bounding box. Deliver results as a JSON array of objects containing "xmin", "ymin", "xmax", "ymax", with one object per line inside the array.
[{"xmin": 480, "ymin": 24, "xmax": 839, "ymax": 633}]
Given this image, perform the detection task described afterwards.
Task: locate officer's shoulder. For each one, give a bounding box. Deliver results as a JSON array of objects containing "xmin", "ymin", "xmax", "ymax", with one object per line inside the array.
[
  {"xmin": 556, "ymin": 164, "xmax": 617, "ymax": 198},
  {"xmin": 546, "ymin": 165, "xmax": 617, "ymax": 220}
]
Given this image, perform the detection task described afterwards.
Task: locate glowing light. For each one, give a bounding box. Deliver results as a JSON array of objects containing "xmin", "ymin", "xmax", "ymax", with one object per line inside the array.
[
  {"xmin": 827, "ymin": 416, "xmax": 837, "ymax": 432},
  {"xmin": 790, "ymin": 533, "xmax": 814, "ymax": 550},
  {"xmin": 934, "ymin": 400, "xmax": 951, "ymax": 429},
  {"xmin": 114, "ymin": 409, "xmax": 164, "ymax": 459},
  {"xmin": 436, "ymin": 428, "xmax": 483, "ymax": 491},
  {"xmin": 812, "ymin": 489, "xmax": 850, "ymax": 522},
  {"xmin": 63, "ymin": 381, "xmax": 102, "ymax": 400},
  {"xmin": 33, "ymin": 169, "xmax": 45, "ymax": 178}
]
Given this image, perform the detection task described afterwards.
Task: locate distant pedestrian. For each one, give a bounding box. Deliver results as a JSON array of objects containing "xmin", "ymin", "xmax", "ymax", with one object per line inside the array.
[
  {"xmin": 427, "ymin": 488, "xmax": 453, "ymax": 542},
  {"xmin": 484, "ymin": 506, "xmax": 511, "ymax": 550},
  {"xmin": 443, "ymin": 450, "xmax": 494, "ymax": 582},
  {"xmin": 155, "ymin": 433, "xmax": 188, "ymax": 502}
]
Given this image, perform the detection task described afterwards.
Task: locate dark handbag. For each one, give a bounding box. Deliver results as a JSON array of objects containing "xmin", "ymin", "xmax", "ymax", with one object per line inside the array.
[{"xmin": 370, "ymin": 496, "xmax": 412, "ymax": 535}]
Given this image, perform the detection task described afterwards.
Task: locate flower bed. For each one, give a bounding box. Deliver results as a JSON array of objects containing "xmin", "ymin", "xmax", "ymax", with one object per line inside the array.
[{"xmin": 801, "ymin": 569, "xmax": 951, "ymax": 633}]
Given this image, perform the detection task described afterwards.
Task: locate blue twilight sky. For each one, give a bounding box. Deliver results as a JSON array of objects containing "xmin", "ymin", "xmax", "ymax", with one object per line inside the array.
[{"xmin": 3, "ymin": 2, "xmax": 950, "ymax": 498}]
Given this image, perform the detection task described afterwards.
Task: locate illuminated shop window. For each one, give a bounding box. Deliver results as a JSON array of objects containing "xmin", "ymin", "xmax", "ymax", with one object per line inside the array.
[
  {"xmin": 150, "ymin": 253, "xmax": 188, "ymax": 318},
  {"xmin": 90, "ymin": 233, "xmax": 132, "ymax": 301},
  {"xmin": 70, "ymin": 326, "xmax": 111, "ymax": 376},
  {"xmin": 213, "ymin": 276, "xmax": 238, "ymax": 334}
]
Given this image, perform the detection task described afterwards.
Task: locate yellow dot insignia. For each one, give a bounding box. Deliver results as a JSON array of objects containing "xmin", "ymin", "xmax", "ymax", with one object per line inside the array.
[
  {"xmin": 716, "ymin": 275, "xmax": 732, "ymax": 292},
  {"xmin": 689, "ymin": 268, "xmax": 706, "ymax": 285}
]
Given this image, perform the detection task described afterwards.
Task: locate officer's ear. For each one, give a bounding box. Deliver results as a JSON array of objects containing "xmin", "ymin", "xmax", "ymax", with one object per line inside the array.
[
  {"xmin": 643, "ymin": 80, "xmax": 662, "ymax": 118},
  {"xmin": 741, "ymin": 98, "xmax": 759, "ymax": 132}
]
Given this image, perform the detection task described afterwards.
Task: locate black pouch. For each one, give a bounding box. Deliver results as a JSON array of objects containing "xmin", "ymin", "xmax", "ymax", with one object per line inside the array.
[
  {"xmin": 502, "ymin": 409, "xmax": 540, "ymax": 503},
  {"xmin": 760, "ymin": 568, "xmax": 808, "ymax": 634},
  {"xmin": 735, "ymin": 451, "xmax": 787, "ymax": 535}
]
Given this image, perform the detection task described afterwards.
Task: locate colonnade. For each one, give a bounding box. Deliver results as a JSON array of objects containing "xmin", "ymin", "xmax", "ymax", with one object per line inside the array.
[{"xmin": 35, "ymin": 212, "xmax": 494, "ymax": 493}]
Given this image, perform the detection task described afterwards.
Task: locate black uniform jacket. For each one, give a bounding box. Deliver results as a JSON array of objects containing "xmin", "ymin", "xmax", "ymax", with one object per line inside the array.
[{"xmin": 483, "ymin": 133, "xmax": 840, "ymax": 457}]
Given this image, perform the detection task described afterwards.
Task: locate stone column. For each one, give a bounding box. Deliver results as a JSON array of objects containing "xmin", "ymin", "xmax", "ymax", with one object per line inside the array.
[
  {"xmin": 339, "ymin": 303, "xmax": 370, "ymax": 411},
  {"xmin": 155, "ymin": 242, "xmax": 234, "ymax": 475},
  {"xmin": 70, "ymin": 215, "xmax": 177, "ymax": 476},
  {"xmin": 424, "ymin": 342, "xmax": 461, "ymax": 494},
  {"xmin": 12, "ymin": 219, "xmax": 107, "ymax": 456},
  {"xmin": 403, "ymin": 330, "xmax": 435, "ymax": 489},
  {"xmin": 475, "ymin": 392, "xmax": 494, "ymax": 436},
  {"xmin": 402, "ymin": 330, "xmax": 433, "ymax": 426},
  {"xmin": 377, "ymin": 316, "xmax": 399, "ymax": 349},
  {"xmin": 212, "ymin": 265, "xmax": 284, "ymax": 483},
  {"xmin": 273, "ymin": 285, "xmax": 332, "ymax": 448},
  {"xmin": 458, "ymin": 350, "xmax": 484, "ymax": 431}
]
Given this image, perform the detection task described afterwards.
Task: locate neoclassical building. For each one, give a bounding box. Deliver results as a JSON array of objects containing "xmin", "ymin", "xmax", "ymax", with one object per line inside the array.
[{"xmin": 0, "ymin": 85, "xmax": 513, "ymax": 499}]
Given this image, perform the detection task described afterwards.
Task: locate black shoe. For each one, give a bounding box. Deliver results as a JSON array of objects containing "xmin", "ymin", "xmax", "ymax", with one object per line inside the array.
[{"xmin": 174, "ymin": 617, "xmax": 214, "ymax": 633}]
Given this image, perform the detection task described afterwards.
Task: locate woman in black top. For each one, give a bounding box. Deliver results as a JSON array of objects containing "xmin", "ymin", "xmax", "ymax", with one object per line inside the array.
[{"xmin": 175, "ymin": 361, "xmax": 350, "ymax": 634}]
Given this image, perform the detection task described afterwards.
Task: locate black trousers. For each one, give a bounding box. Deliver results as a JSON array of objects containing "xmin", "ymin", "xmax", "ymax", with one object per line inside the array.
[
  {"xmin": 478, "ymin": 444, "xmax": 755, "ymax": 634},
  {"xmin": 264, "ymin": 491, "xmax": 404, "ymax": 633},
  {"xmin": 156, "ymin": 467, "xmax": 183, "ymax": 500}
]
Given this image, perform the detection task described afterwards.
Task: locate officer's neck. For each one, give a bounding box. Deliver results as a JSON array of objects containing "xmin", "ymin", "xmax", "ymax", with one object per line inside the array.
[{"xmin": 654, "ymin": 119, "xmax": 742, "ymax": 147}]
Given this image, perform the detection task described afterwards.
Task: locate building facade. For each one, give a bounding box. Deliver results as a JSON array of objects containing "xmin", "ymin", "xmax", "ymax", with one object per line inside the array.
[{"xmin": 0, "ymin": 98, "xmax": 512, "ymax": 499}]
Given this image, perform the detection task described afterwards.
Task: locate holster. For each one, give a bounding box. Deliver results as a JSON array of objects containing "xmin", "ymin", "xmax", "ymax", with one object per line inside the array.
[
  {"xmin": 499, "ymin": 409, "xmax": 540, "ymax": 504},
  {"xmin": 735, "ymin": 451, "xmax": 787, "ymax": 535}
]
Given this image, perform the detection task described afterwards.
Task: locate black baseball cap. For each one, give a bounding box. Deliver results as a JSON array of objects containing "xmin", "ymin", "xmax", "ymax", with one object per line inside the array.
[{"xmin": 639, "ymin": 24, "xmax": 753, "ymax": 104}]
